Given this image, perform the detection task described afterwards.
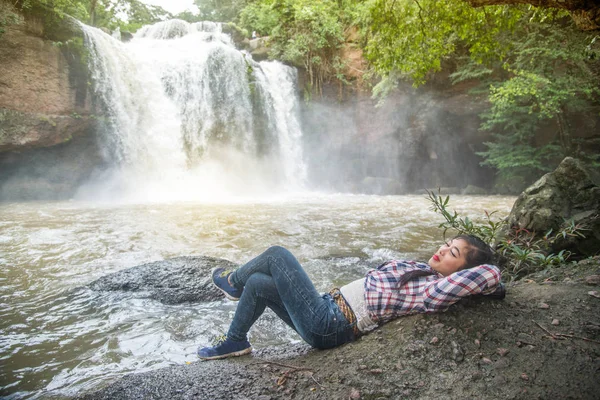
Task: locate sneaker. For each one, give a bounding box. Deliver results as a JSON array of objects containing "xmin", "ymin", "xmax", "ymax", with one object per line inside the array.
[
  {"xmin": 197, "ymin": 334, "xmax": 252, "ymax": 360},
  {"xmin": 212, "ymin": 267, "xmax": 243, "ymax": 301}
]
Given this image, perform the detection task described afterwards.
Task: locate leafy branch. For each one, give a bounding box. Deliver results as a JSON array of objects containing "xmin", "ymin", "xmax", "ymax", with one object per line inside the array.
[{"xmin": 426, "ymin": 189, "xmax": 587, "ymax": 282}]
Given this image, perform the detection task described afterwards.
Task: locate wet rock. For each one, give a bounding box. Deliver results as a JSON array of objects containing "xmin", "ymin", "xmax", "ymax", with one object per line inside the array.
[
  {"xmin": 505, "ymin": 157, "xmax": 600, "ymax": 257},
  {"xmin": 88, "ymin": 256, "xmax": 236, "ymax": 304}
]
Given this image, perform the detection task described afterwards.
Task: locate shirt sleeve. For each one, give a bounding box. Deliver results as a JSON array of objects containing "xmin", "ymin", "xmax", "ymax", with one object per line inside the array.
[{"xmin": 422, "ymin": 264, "xmax": 502, "ymax": 312}]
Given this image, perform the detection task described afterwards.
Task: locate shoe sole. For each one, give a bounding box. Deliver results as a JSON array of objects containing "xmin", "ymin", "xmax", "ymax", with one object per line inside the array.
[
  {"xmin": 199, "ymin": 346, "xmax": 252, "ymax": 361},
  {"xmin": 211, "ymin": 267, "xmax": 240, "ymax": 301}
]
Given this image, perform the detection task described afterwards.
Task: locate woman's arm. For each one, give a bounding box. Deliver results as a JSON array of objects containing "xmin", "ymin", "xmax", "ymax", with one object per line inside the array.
[{"xmin": 422, "ymin": 265, "xmax": 502, "ymax": 312}]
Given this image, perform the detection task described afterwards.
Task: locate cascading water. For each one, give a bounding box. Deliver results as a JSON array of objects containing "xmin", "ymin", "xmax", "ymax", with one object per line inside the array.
[{"xmin": 79, "ymin": 19, "xmax": 306, "ymax": 201}]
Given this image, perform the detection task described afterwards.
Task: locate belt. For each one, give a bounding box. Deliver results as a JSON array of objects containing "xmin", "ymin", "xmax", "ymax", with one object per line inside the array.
[{"xmin": 329, "ymin": 288, "xmax": 361, "ymax": 337}]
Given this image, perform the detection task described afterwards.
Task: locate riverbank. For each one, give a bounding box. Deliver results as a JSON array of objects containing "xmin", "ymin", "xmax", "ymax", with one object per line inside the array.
[{"xmin": 80, "ymin": 259, "xmax": 600, "ymax": 400}]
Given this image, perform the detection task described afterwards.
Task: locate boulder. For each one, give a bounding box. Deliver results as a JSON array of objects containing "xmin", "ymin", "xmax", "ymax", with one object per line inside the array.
[
  {"xmin": 506, "ymin": 157, "xmax": 600, "ymax": 257},
  {"xmin": 249, "ymin": 37, "xmax": 269, "ymax": 61},
  {"xmin": 88, "ymin": 256, "xmax": 237, "ymax": 304}
]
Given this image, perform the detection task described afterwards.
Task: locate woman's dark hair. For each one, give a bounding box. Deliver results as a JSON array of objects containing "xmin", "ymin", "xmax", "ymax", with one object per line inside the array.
[{"xmin": 454, "ymin": 234, "xmax": 495, "ymax": 269}]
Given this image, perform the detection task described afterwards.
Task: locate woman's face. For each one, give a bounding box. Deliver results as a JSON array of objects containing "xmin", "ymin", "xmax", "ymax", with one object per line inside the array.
[{"xmin": 428, "ymin": 238, "xmax": 470, "ymax": 276}]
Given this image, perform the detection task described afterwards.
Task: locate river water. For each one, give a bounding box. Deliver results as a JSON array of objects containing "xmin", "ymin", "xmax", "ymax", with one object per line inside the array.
[{"xmin": 0, "ymin": 194, "xmax": 515, "ymax": 398}]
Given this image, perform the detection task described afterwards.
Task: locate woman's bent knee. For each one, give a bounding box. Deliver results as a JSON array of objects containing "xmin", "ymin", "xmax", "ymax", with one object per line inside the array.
[{"xmin": 266, "ymin": 245, "xmax": 292, "ymax": 257}]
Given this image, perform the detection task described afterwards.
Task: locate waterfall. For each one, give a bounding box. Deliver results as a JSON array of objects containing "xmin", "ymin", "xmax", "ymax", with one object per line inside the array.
[{"xmin": 79, "ymin": 19, "xmax": 306, "ymax": 200}]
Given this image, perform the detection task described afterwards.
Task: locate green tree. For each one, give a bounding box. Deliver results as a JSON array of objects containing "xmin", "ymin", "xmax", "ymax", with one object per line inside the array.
[
  {"xmin": 475, "ymin": 17, "xmax": 600, "ymax": 185},
  {"xmin": 193, "ymin": 0, "xmax": 248, "ymax": 22},
  {"xmin": 365, "ymin": 0, "xmax": 523, "ymax": 87},
  {"xmin": 238, "ymin": 0, "xmax": 278, "ymax": 36},
  {"xmin": 110, "ymin": 0, "xmax": 171, "ymax": 31}
]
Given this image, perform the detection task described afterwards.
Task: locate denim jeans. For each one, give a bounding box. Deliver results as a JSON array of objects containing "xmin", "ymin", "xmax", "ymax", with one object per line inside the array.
[{"xmin": 227, "ymin": 246, "xmax": 356, "ymax": 349}]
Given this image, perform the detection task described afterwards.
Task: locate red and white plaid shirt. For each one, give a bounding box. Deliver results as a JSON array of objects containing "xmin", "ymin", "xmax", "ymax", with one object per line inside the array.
[{"xmin": 364, "ymin": 260, "xmax": 502, "ymax": 324}]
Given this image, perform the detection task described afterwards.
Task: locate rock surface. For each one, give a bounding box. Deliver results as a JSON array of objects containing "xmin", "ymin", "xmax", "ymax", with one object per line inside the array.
[
  {"xmin": 79, "ymin": 280, "xmax": 600, "ymax": 400},
  {"xmin": 88, "ymin": 256, "xmax": 236, "ymax": 304},
  {"xmin": 506, "ymin": 157, "xmax": 600, "ymax": 256},
  {"xmin": 0, "ymin": 9, "xmax": 92, "ymax": 152},
  {"xmin": 0, "ymin": 3, "xmax": 100, "ymax": 200}
]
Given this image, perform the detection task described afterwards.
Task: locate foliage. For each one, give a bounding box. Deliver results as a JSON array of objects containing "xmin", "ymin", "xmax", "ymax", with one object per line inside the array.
[
  {"xmin": 193, "ymin": 0, "xmax": 248, "ymax": 22},
  {"xmin": 365, "ymin": 0, "xmax": 524, "ymax": 86},
  {"xmin": 426, "ymin": 190, "xmax": 587, "ymax": 282},
  {"xmin": 12, "ymin": 0, "xmax": 170, "ymax": 31},
  {"xmin": 238, "ymin": 0, "xmax": 370, "ymax": 96},
  {"xmin": 110, "ymin": 0, "xmax": 171, "ymax": 32},
  {"xmin": 476, "ymin": 20, "xmax": 600, "ymax": 183},
  {"xmin": 238, "ymin": 0, "xmax": 278, "ymax": 36},
  {"xmin": 0, "ymin": 1, "xmax": 23, "ymax": 37}
]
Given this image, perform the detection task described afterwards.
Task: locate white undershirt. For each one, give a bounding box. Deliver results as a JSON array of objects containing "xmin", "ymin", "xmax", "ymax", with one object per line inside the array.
[{"xmin": 340, "ymin": 278, "xmax": 378, "ymax": 333}]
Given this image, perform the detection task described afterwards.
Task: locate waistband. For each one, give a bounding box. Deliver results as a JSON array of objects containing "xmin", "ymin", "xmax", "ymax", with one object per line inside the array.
[{"xmin": 329, "ymin": 288, "xmax": 361, "ymax": 337}]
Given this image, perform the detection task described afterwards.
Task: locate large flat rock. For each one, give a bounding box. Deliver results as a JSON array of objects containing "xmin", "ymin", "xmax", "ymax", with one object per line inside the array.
[{"xmin": 88, "ymin": 256, "xmax": 237, "ymax": 304}]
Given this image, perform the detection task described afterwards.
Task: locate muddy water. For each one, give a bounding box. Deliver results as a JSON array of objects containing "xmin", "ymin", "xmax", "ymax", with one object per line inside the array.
[{"xmin": 0, "ymin": 194, "xmax": 514, "ymax": 398}]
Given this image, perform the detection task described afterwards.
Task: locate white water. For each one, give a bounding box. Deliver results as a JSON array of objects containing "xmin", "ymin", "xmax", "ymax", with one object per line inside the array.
[{"xmin": 79, "ymin": 20, "xmax": 306, "ymax": 201}]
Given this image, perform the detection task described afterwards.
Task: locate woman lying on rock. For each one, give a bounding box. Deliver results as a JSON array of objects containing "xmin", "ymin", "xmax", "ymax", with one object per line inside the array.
[{"xmin": 198, "ymin": 235, "xmax": 504, "ymax": 360}]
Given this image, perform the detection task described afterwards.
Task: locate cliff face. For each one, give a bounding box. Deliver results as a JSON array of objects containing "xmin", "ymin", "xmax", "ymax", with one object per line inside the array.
[
  {"xmin": 0, "ymin": 3, "xmax": 102, "ymax": 200},
  {"xmin": 0, "ymin": 8, "xmax": 93, "ymax": 151}
]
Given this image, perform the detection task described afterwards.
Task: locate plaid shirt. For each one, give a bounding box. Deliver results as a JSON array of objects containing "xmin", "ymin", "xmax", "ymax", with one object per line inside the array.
[{"xmin": 364, "ymin": 260, "xmax": 502, "ymax": 324}]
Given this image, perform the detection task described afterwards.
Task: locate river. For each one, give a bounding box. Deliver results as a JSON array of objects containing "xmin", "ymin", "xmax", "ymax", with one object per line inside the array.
[{"xmin": 0, "ymin": 194, "xmax": 514, "ymax": 398}]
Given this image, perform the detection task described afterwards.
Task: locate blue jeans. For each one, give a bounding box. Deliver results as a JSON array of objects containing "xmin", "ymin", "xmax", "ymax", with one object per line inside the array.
[{"xmin": 227, "ymin": 246, "xmax": 356, "ymax": 349}]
